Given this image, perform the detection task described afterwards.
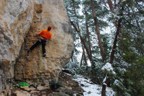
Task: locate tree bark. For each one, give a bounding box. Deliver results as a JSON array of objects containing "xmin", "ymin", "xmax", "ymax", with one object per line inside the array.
[
  {"xmin": 85, "ymin": 10, "xmax": 93, "ymax": 61},
  {"xmin": 109, "ymin": 18, "xmax": 122, "ymax": 63},
  {"xmin": 70, "ymin": 21, "xmax": 92, "ymax": 63},
  {"xmin": 101, "ymin": 83, "xmax": 106, "ymax": 96},
  {"xmin": 107, "ymin": 0, "xmax": 113, "ymax": 11},
  {"xmin": 90, "ymin": 0, "xmax": 106, "ymax": 62},
  {"xmin": 71, "ymin": 0, "xmax": 80, "ymax": 29}
]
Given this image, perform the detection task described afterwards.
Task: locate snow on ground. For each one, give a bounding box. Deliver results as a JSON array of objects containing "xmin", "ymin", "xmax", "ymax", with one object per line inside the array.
[{"xmin": 74, "ymin": 75, "xmax": 115, "ymax": 96}]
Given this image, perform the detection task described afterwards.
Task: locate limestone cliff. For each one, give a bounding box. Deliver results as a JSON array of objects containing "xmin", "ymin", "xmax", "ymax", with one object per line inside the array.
[{"xmin": 0, "ymin": 0, "xmax": 73, "ymax": 91}]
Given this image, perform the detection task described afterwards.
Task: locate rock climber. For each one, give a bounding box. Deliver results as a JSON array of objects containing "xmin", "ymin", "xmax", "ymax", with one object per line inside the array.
[{"xmin": 27, "ymin": 26, "xmax": 52, "ymax": 57}]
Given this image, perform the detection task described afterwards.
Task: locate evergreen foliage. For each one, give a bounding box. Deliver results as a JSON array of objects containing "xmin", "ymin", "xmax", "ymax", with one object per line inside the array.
[{"xmin": 64, "ymin": 0, "xmax": 144, "ymax": 95}]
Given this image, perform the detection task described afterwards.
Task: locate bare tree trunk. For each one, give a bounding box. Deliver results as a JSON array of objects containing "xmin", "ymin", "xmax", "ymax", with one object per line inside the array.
[
  {"xmin": 70, "ymin": 21, "xmax": 92, "ymax": 63},
  {"xmin": 109, "ymin": 5, "xmax": 124, "ymax": 63},
  {"xmin": 107, "ymin": 0, "xmax": 113, "ymax": 11},
  {"xmin": 83, "ymin": 47, "xmax": 88, "ymax": 66},
  {"xmin": 80, "ymin": 52, "xmax": 84, "ymax": 67},
  {"xmin": 71, "ymin": 0, "xmax": 80, "ymax": 29},
  {"xmin": 101, "ymin": 84, "xmax": 106, "ymax": 96},
  {"xmin": 80, "ymin": 46, "xmax": 88, "ymax": 67},
  {"xmin": 101, "ymin": 1, "xmax": 114, "ymax": 96},
  {"xmin": 85, "ymin": 10, "xmax": 92, "ymax": 61},
  {"xmin": 101, "ymin": 75, "xmax": 107, "ymax": 96},
  {"xmin": 109, "ymin": 18, "xmax": 122, "ymax": 63},
  {"xmin": 90, "ymin": 0, "xmax": 106, "ymax": 62},
  {"xmin": 101, "ymin": 75, "xmax": 111, "ymax": 96}
]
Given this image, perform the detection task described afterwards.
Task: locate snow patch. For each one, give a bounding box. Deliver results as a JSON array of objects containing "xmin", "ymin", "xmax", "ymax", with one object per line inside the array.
[{"xmin": 74, "ymin": 75, "xmax": 115, "ymax": 96}]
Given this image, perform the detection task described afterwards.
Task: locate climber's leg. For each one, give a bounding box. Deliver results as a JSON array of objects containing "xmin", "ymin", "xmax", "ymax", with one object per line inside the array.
[
  {"xmin": 41, "ymin": 39, "xmax": 47, "ymax": 57},
  {"xmin": 27, "ymin": 39, "xmax": 41, "ymax": 54}
]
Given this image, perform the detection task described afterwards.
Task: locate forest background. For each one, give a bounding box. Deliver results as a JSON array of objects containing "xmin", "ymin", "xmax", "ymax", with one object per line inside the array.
[{"xmin": 64, "ymin": 0, "xmax": 144, "ymax": 96}]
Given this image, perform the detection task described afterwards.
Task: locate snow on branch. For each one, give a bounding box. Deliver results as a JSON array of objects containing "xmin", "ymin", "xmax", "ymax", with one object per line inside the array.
[{"xmin": 101, "ymin": 62, "xmax": 116, "ymax": 75}]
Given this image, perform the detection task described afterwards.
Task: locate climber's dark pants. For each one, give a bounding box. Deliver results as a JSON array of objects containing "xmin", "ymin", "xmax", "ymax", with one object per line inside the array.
[{"xmin": 28, "ymin": 39, "xmax": 47, "ymax": 56}]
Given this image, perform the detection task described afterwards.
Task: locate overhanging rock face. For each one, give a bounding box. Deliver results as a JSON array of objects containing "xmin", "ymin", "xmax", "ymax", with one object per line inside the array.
[{"xmin": 0, "ymin": 0, "xmax": 73, "ymax": 89}]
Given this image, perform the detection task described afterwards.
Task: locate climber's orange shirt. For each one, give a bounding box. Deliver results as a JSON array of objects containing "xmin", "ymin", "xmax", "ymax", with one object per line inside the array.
[{"xmin": 38, "ymin": 30, "xmax": 52, "ymax": 40}]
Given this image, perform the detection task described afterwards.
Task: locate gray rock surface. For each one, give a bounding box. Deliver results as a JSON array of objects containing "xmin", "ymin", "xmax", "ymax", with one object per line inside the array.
[{"xmin": 0, "ymin": 0, "xmax": 74, "ymax": 92}]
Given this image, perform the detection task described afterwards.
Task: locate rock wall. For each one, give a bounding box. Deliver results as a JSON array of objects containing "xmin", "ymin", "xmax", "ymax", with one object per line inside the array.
[
  {"xmin": 0, "ymin": 0, "xmax": 73, "ymax": 91},
  {"xmin": 0, "ymin": 0, "xmax": 33, "ymax": 78}
]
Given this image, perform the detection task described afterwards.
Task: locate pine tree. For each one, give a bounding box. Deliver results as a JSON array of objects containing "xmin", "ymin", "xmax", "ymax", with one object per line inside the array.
[{"xmin": 64, "ymin": 0, "xmax": 144, "ymax": 95}]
